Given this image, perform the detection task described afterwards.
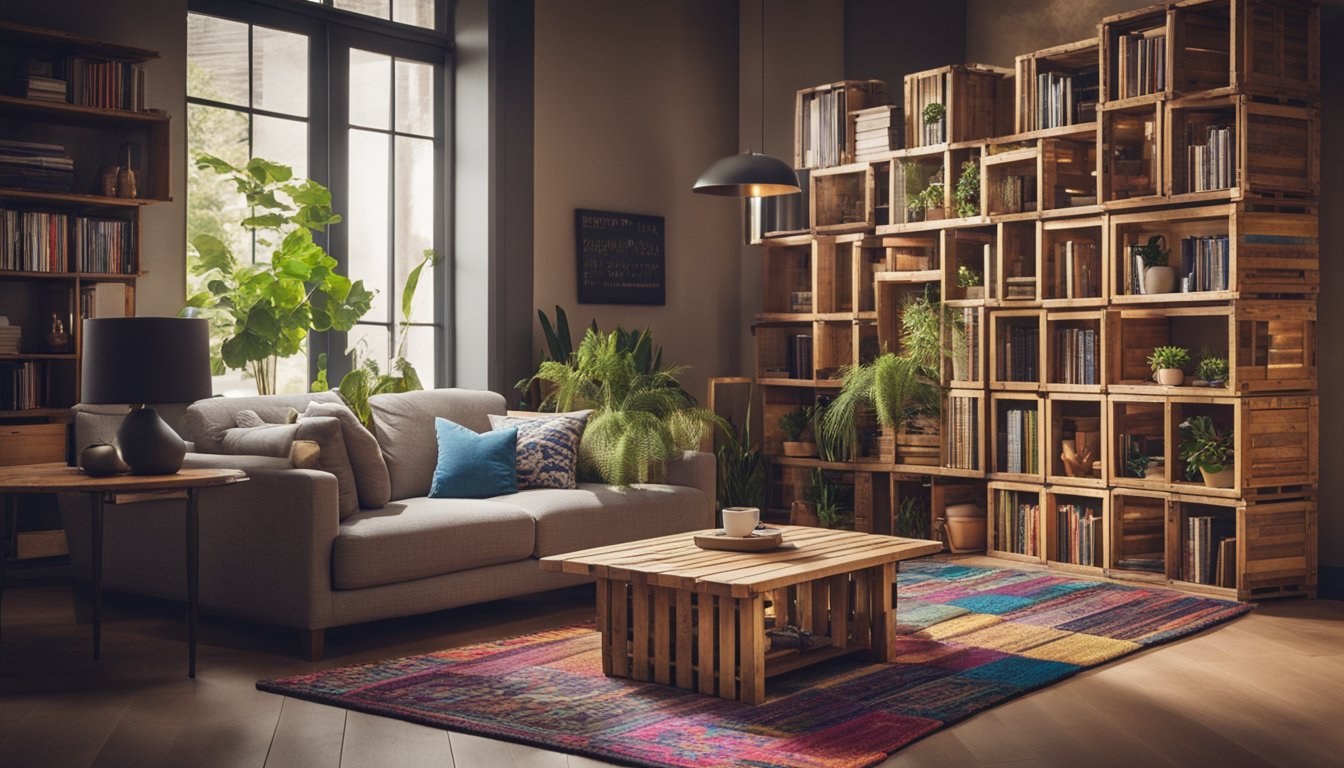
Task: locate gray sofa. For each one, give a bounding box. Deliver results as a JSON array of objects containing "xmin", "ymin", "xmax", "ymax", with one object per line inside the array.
[{"xmin": 58, "ymin": 388, "xmax": 716, "ymax": 659}]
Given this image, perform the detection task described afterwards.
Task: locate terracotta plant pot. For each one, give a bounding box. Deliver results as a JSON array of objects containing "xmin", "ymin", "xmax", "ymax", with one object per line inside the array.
[
  {"xmin": 1200, "ymin": 467, "xmax": 1235, "ymax": 488},
  {"xmin": 963, "ymin": 286, "xmax": 985, "ymax": 300},
  {"xmin": 1144, "ymin": 265, "xmax": 1176, "ymax": 294},
  {"xmin": 790, "ymin": 500, "xmax": 820, "ymax": 527},
  {"xmin": 781, "ymin": 441, "xmax": 817, "ymax": 458},
  {"xmin": 943, "ymin": 502, "xmax": 987, "ymax": 553},
  {"xmin": 1156, "ymin": 368, "xmax": 1184, "ymax": 386}
]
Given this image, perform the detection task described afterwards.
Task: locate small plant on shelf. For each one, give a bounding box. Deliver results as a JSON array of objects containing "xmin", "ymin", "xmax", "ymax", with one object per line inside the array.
[
  {"xmin": 923, "ymin": 102, "xmax": 946, "ymax": 125},
  {"xmin": 953, "ymin": 159, "xmax": 980, "ymax": 218},
  {"xmin": 1124, "ymin": 442, "xmax": 1153, "ymax": 479},
  {"xmin": 810, "ymin": 468, "xmax": 853, "ymax": 530},
  {"xmin": 778, "ymin": 404, "xmax": 820, "ymax": 458},
  {"xmin": 1132, "ymin": 235, "xmax": 1175, "ymax": 294},
  {"xmin": 1179, "ymin": 415, "xmax": 1234, "ymax": 488},
  {"xmin": 956, "ymin": 264, "xmax": 984, "ymax": 299},
  {"xmin": 1195, "ymin": 348, "xmax": 1229, "ymax": 387},
  {"xmin": 1147, "ymin": 345, "xmax": 1189, "ymax": 386}
]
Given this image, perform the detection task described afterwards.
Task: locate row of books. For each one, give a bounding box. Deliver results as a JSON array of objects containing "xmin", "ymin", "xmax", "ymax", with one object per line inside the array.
[
  {"xmin": 1185, "ymin": 515, "xmax": 1236, "ymax": 587},
  {"xmin": 1055, "ymin": 502, "xmax": 1104, "ymax": 566},
  {"xmin": 784, "ymin": 333, "xmax": 814, "ymax": 380},
  {"xmin": 1187, "ymin": 124, "xmax": 1236, "ymax": 192},
  {"xmin": 946, "ymin": 395, "xmax": 980, "ymax": 471},
  {"xmin": 1050, "ymin": 240, "xmax": 1099, "ymax": 299},
  {"xmin": 994, "ymin": 489, "xmax": 1040, "ymax": 556},
  {"xmin": 1181, "ymin": 235, "xmax": 1230, "ymax": 293},
  {"xmin": 0, "ymin": 209, "xmax": 135, "ymax": 274},
  {"xmin": 15, "ymin": 57, "xmax": 148, "ymax": 112},
  {"xmin": 0, "ymin": 138, "xmax": 74, "ymax": 193},
  {"xmin": 910, "ymin": 72, "xmax": 948, "ymax": 146},
  {"xmin": 798, "ymin": 83, "xmax": 885, "ymax": 169},
  {"xmin": 993, "ymin": 174, "xmax": 1036, "ymax": 214},
  {"xmin": 0, "ymin": 360, "xmax": 42, "ymax": 410},
  {"xmin": 1001, "ymin": 406, "xmax": 1040, "ymax": 474},
  {"xmin": 1001, "ymin": 324, "xmax": 1039, "ymax": 382},
  {"xmin": 1029, "ymin": 70, "xmax": 1099, "ymax": 131},
  {"xmin": 1052, "ymin": 328, "xmax": 1099, "ymax": 385},
  {"xmin": 1116, "ymin": 30, "xmax": 1167, "ymax": 99},
  {"xmin": 852, "ymin": 105, "xmax": 901, "ymax": 161}
]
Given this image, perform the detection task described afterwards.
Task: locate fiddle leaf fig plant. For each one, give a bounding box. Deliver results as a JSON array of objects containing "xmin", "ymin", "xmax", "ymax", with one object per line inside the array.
[{"xmin": 185, "ymin": 154, "xmax": 374, "ymax": 395}]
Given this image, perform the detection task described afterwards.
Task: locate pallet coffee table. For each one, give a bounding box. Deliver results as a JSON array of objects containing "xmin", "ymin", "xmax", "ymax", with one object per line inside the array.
[{"xmin": 540, "ymin": 525, "xmax": 941, "ymax": 704}]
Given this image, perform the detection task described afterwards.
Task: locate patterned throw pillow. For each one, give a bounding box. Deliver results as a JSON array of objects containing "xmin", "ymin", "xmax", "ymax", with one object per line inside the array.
[{"xmin": 488, "ymin": 412, "xmax": 589, "ymax": 490}]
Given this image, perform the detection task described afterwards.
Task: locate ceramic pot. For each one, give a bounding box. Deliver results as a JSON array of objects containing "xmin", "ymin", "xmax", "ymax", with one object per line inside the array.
[
  {"xmin": 781, "ymin": 441, "xmax": 818, "ymax": 458},
  {"xmin": 1144, "ymin": 265, "xmax": 1176, "ymax": 294},
  {"xmin": 964, "ymin": 286, "xmax": 985, "ymax": 300},
  {"xmin": 1200, "ymin": 467, "xmax": 1235, "ymax": 488},
  {"xmin": 944, "ymin": 503, "xmax": 987, "ymax": 553},
  {"xmin": 1156, "ymin": 368, "xmax": 1184, "ymax": 386}
]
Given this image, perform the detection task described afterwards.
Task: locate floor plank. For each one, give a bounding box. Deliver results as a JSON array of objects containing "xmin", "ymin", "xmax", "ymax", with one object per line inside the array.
[
  {"xmin": 341, "ymin": 711, "xmax": 453, "ymax": 768},
  {"xmin": 263, "ymin": 698, "xmax": 346, "ymax": 768}
]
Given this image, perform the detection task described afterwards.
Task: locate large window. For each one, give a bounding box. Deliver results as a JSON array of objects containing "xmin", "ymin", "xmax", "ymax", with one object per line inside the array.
[{"xmin": 186, "ymin": 0, "xmax": 448, "ymax": 395}]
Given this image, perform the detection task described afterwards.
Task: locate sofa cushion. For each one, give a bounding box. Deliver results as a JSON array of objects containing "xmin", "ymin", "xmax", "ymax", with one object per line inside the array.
[
  {"xmin": 219, "ymin": 417, "xmax": 361, "ymax": 519},
  {"xmin": 368, "ymin": 388, "xmax": 507, "ymax": 501},
  {"xmin": 498, "ymin": 484, "xmax": 711, "ymax": 558},
  {"xmin": 488, "ymin": 412, "xmax": 588, "ymax": 490},
  {"xmin": 302, "ymin": 401, "xmax": 391, "ymax": 509},
  {"xmin": 332, "ymin": 497, "xmax": 535, "ymax": 589},
  {"xmin": 431, "ymin": 418, "xmax": 518, "ymax": 499},
  {"xmin": 185, "ymin": 391, "xmax": 341, "ymax": 454}
]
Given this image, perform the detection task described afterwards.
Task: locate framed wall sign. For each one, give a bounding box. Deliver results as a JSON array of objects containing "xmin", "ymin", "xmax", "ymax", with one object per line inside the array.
[{"xmin": 575, "ymin": 208, "xmax": 666, "ymax": 305}]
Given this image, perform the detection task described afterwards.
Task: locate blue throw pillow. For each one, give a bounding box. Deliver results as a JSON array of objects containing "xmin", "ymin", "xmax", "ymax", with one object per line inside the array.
[{"xmin": 429, "ymin": 417, "xmax": 518, "ymax": 498}]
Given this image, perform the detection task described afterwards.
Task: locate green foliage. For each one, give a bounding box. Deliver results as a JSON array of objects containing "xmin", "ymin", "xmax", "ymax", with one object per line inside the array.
[
  {"xmin": 517, "ymin": 308, "xmax": 670, "ymax": 410},
  {"xmin": 953, "ymin": 159, "xmax": 980, "ymax": 218},
  {"xmin": 184, "ymin": 154, "xmax": 373, "ymax": 395},
  {"xmin": 810, "ymin": 469, "xmax": 853, "ymax": 530},
  {"xmin": 922, "ymin": 102, "xmax": 947, "ymax": 125},
  {"xmin": 777, "ymin": 404, "xmax": 819, "ymax": 442},
  {"xmin": 1195, "ymin": 349, "xmax": 1229, "ymax": 383},
  {"xmin": 956, "ymin": 264, "xmax": 983, "ymax": 288},
  {"xmin": 1135, "ymin": 235, "xmax": 1169, "ymax": 268},
  {"xmin": 1124, "ymin": 442, "xmax": 1152, "ymax": 478},
  {"xmin": 531, "ymin": 329, "xmax": 723, "ymax": 487},
  {"xmin": 717, "ymin": 391, "xmax": 766, "ymax": 511},
  {"xmin": 908, "ymin": 182, "xmax": 944, "ymax": 214},
  {"xmin": 538, "ymin": 306, "xmax": 575, "ymax": 364},
  {"xmin": 1147, "ymin": 345, "xmax": 1190, "ymax": 372},
  {"xmin": 1179, "ymin": 416, "xmax": 1233, "ymax": 479},
  {"xmin": 897, "ymin": 495, "xmax": 930, "ymax": 539}
]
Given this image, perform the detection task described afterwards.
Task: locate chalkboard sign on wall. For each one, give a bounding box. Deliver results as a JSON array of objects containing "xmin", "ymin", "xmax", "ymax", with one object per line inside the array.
[{"xmin": 575, "ymin": 208, "xmax": 666, "ymax": 305}]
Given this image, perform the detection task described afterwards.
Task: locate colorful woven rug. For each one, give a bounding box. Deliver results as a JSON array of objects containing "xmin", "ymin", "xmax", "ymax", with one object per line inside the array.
[{"xmin": 258, "ymin": 561, "xmax": 1250, "ymax": 768}]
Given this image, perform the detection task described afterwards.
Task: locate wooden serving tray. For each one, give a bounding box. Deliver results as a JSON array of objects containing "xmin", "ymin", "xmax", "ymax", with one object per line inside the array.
[{"xmin": 693, "ymin": 528, "xmax": 786, "ymax": 552}]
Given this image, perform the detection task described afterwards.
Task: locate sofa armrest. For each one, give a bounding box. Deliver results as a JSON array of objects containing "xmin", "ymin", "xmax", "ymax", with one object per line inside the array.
[
  {"xmin": 665, "ymin": 451, "xmax": 716, "ymax": 521},
  {"xmin": 183, "ymin": 452, "xmax": 294, "ymax": 472}
]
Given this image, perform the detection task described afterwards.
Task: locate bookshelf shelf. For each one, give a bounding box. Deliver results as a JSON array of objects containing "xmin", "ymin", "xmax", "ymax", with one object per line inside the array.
[
  {"xmin": 989, "ymin": 309, "xmax": 1043, "ymax": 391},
  {"xmin": 1046, "ymin": 393, "xmax": 1108, "ymax": 488},
  {"xmin": 995, "ymin": 220, "xmax": 1039, "ymax": 304},
  {"xmin": 990, "ymin": 392, "xmax": 1045, "ymax": 480},
  {"xmin": 0, "ymin": 187, "xmax": 164, "ymax": 208},
  {"xmin": 1040, "ymin": 216, "xmax": 1106, "ymax": 306},
  {"xmin": 1045, "ymin": 485, "xmax": 1111, "ymax": 574},
  {"xmin": 988, "ymin": 481, "xmax": 1045, "ymax": 562},
  {"xmin": 1109, "ymin": 488, "xmax": 1170, "ymax": 577},
  {"xmin": 1099, "ymin": 101, "xmax": 1164, "ymax": 204}
]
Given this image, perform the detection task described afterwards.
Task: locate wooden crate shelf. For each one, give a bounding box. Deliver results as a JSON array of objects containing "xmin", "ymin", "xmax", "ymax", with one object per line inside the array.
[
  {"xmin": 1101, "ymin": 5, "xmax": 1175, "ymax": 106},
  {"xmin": 1110, "ymin": 394, "xmax": 1169, "ymax": 490},
  {"xmin": 988, "ymin": 481, "xmax": 1045, "ymax": 562},
  {"xmin": 1040, "ymin": 216, "xmax": 1107, "ymax": 306},
  {"xmin": 942, "ymin": 227, "xmax": 994, "ymax": 303},
  {"xmin": 942, "ymin": 389, "xmax": 985, "ymax": 476},
  {"xmin": 990, "ymin": 392, "xmax": 1045, "ymax": 480},
  {"xmin": 1044, "ymin": 310, "xmax": 1106, "ymax": 392},
  {"xmin": 815, "ymin": 237, "xmax": 855, "ymax": 314},
  {"xmin": 996, "ymin": 220, "xmax": 1040, "ymax": 304},
  {"xmin": 1171, "ymin": 393, "xmax": 1317, "ymax": 496},
  {"xmin": 905, "ymin": 64, "xmax": 1014, "ymax": 149},
  {"xmin": 1016, "ymin": 38, "xmax": 1102, "ymax": 133},
  {"xmin": 874, "ymin": 276, "xmax": 940, "ymax": 358},
  {"xmin": 989, "ymin": 309, "xmax": 1043, "ymax": 390},
  {"xmin": 755, "ymin": 322, "xmax": 815, "ymax": 382},
  {"xmin": 762, "ymin": 388, "xmax": 821, "ymax": 459},
  {"xmin": 1172, "ymin": 0, "xmax": 1319, "ymax": 103},
  {"xmin": 760, "ymin": 237, "xmax": 815, "ymax": 316},
  {"xmin": 795, "ymin": 80, "xmax": 889, "ymax": 170},
  {"xmin": 1166, "ymin": 94, "xmax": 1318, "ymax": 201},
  {"xmin": 883, "ymin": 147, "xmax": 949, "ymax": 227},
  {"xmin": 1100, "ymin": 101, "xmax": 1165, "ymax": 204},
  {"xmin": 1109, "ymin": 488, "xmax": 1170, "ymax": 577},
  {"xmin": 1045, "ymin": 485, "xmax": 1110, "ymax": 574},
  {"xmin": 811, "ymin": 163, "xmax": 875, "ymax": 234},
  {"xmin": 1045, "ymin": 393, "xmax": 1108, "ymax": 487},
  {"xmin": 1169, "ymin": 491, "xmax": 1316, "ymax": 600},
  {"xmin": 1109, "ymin": 203, "xmax": 1318, "ymax": 302},
  {"xmin": 983, "ymin": 145, "xmax": 1039, "ymax": 216},
  {"xmin": 943, "ymin": 305, "xmax": 986, "ymax": 389}
]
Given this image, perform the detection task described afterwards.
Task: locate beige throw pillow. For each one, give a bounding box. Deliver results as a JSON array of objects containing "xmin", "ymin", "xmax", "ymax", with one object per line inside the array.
[
  {"xmin": 219, "ymin": 418, "xmax": 360, "ymax": 519},
  {"xmin": 301, "ymin": 401, "xmax": 391, "ymax": 509}
]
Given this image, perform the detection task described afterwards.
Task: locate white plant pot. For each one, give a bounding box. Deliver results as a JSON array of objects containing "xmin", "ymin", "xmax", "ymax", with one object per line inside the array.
[
  {"xmin": 1200, "ymin": 467, "xmax": 1235, "ymax": 488},
  {"xmin": 1156, "ymin": 368, "xmax": 1184, "ymax": 386},
  {"xmin": 1144, "ymin": 265, "xmax": 1177, "ymax": 294}
]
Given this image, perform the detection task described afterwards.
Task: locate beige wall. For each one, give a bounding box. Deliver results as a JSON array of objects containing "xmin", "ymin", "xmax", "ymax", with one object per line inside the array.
[{"xmin": 531, "ymin": 0, "xmax": 741, "ymax": 404}]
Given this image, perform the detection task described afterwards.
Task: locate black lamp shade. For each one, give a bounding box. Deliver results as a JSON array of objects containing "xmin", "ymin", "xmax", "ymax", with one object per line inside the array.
[
  {"xmin": 82, "ymin": 317, "xmax": 212, "ymax": 405},
  {"xmin": 692, "ymin": 152, "xmax": 801, "ymax": 197}
]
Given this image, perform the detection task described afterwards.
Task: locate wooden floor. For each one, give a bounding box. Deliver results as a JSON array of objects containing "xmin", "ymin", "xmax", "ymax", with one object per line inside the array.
[{"xmin": 2, "ymin": 560, "xmax": 1342, "ymax": 768}]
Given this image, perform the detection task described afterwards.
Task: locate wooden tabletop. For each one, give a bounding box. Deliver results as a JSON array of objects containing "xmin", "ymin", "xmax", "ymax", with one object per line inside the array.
[
  {"xmin": 540, "ymin": 526, "xmax": 943, "ymax": 598},
  {"xmin": 0, "ymin": 463, "xmax": 248, "ymax": 494}
]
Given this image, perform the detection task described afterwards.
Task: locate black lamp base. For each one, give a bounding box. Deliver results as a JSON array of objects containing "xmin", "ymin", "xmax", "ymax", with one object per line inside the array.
[{"xmin": 117, "ymin": 406, "xmax": 186, "ymax": 475}]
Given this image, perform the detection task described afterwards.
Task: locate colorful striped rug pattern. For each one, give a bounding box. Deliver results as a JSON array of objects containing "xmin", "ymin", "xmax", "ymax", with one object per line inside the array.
[{"xmin": 258, "ymin": 561, "xmax": 1251, "ymax": 768}]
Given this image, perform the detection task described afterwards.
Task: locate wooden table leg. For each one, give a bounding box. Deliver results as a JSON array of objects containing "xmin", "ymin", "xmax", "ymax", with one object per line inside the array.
[
  {"xmin": 652, "ymin": 586, "xmax": 671, "ymax": 685},
  {"xmin": 674, "ymin": 590, "xmax": 693, "ymax": 689},
  {"xmin": 738, "ymin": 596, "xmax": 765, "ymax": 705},
  {"xmin": 829, "ymin": 573, "xmax": 849, "ymax": 649},
  {"xmin": 717, "ymin": 595, "xmax": 736, "ymax": 700},
  {"xmin": 609, "ymin": 579, "xmax": 628, "ymax": 678},
  {"xmin": 696, "ymin": 593, "xmax": 714, "ymax": 695},
  {"xmin": 595, "ymin": 577, "xmax": 612, "ymax": 676},
  {"xmin": 870, "ymin": 562, "xmax": 897, "ymax": 662},
  {"xmin": 186, "ymin": 489, "xmax": 199, "ymax": 678},
  {"xmin": 90, "ymin": 491, "xmax": 103, "ymax": 661},
  {"xmin": 630, "ymin": 575, "xmax": 650, "ymax": 682}
]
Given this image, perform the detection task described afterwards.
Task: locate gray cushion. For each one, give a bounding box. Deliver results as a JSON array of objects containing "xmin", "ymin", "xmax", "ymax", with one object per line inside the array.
[
  {"xmin": 220, "ymin": 423, "xmax": 299, "ymax": 456},
  {"xmin": 332, "ymin": 496, "xmax": 536, "ymax": 589},
  {"xmin": 184, "ymin": 391, "xmax": 340, "ymax": 453},
  {"xmin": 218, "ymin": 417, "xmax": 360, "ymax": 519},
  {"xmin": 368, "ymin": 388, "xmax": 507, "ymax": 501},
  {"xmin": 496, "ymin": 483, "xmax": 711, "ymax": 558},
  {"xmin": 302, "ymin": 401, "xmax": 391, "ymax": 509}
]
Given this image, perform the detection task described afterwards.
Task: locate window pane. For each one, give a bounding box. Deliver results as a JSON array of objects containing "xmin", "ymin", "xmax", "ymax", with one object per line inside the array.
[
  {"xmin": 252, "ymin": 26, "xmax": 308, "ymax": 117},
  {"xmin": 253, "ymin": 114, "xmax": 308, "ymax": 179},
  {"xmin": 349, "ymin": 49, "xmax": 391, "ymax": 130},
  {"xmin": 401, "ymin": 325, "xmax": 436, "ymax": 388},
  {"xmin": 395, "ymin": 59, "xmax": 434, "ymax": 136},
  {"xmin": 349, "ymin": 324, "xmax": 392, "ymax": 372},
  {"xmin": 186, "ymin": 103, "xmax": 250, "ymax": 261},
  {"xmin": 335, "ymin": 0, "xmax": 390, "ymax": 19},
  {"xmin": 394, "ymin": 136, "xmax": 435, "ymax": 325},
  {"xmin": 187, "ymin": 14, "xmax": 248, "ymax": 106},
  {"xmin": 393, "ymin": 0, "xmax": 437, "ymax": 30},
  {"xmin": 275, "ymin": 352, "xmax": 309, "ymax": 395},
  {"xmin": 348, "ymin": 129, "xmax": 391, "ymax": 322}
]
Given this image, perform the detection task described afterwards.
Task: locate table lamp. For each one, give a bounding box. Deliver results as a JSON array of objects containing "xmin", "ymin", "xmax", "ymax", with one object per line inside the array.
[{"xmin": 81, "ymin": 317, "xmax": 212, "ymax": 475}]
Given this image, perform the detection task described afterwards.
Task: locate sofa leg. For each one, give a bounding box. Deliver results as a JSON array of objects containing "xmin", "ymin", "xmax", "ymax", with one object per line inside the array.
[{"xmin": 300, "ymin": 629, "xmax": 325, "ymax": 662}]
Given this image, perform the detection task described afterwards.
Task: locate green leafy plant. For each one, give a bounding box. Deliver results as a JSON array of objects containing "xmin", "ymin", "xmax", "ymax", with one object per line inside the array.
[
  {"xmin": 1134, "ymin": 235, "xmax": 1169, "ymax": 268},
  {"xmin": 810, "ymin": 468, "xmax": 853, "ymax": 530},
  {"xmin": 1178, "ymin": 415, "xmax": 1233, "ymax": 480},
  {"xmin": 1195, "ymin": 349, "xmax": 1229, "ymax": 384},
  {"xmin": 908, "ymin": 182, "xmax": 944, "ymax": 214},
  {"xmin": 923, "ymin": 102, "xmax": 947, "ymax": 125},
  {"xmin": 956, "ymin": 264, "xmax": 983, "ymax": 289},
  {"xmin": 953, "ymin": 159, "xmax": 980, "ymax": 217},
  {"xmin": 717, "ymin": 391, "xmax": 766, "ymax": 511},
  {"xmin": 897, "ymin": 495, "xmax": 930, "ymax": 539},
  {"xmin": 777, "ymin": 404, "xmax": 819, "ymax": 443},
  {"xmin": 184, "ymin": 154, "xmax": 374, "ymax": 395},
  {"xmin": 530, "ymin": 329, "xmax": 723, "ymax": 487},
  {"xmin": 1147, "ymin": 345, "xmax": 1190, "ymax": 372},
  {"xmin": 517, "ymin": 308, "xmax": 670, "ymax": 409},
  {"xmin": 1124, "ymin": 442, "xmax": 1152, "ymax": 478},
  {"xmin": 327, "ymin": 249, "xmax": 441, "ymax": 426}
]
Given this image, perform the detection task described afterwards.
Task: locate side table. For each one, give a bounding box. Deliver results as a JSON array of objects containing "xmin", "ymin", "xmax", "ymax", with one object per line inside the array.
[{"xmin": 0, "ymin": 463, "xmax": 248, "ymax": 677}]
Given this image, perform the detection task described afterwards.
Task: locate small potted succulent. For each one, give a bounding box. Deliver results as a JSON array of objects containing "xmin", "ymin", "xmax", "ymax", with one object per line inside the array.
[
  {"xmin": 1194, "ymin": 351, "xmax": 1229, "ymax": 388},
  {"xmin": 1179, "ymin": 415, "xmax": 1234, "ymax": 488},
  {"xmin": 1148, "ymin": 345, "xmax": 1189, "ymax": 386},
  {"xmin": 777, "ymin": 405, "xmax": 819, "ymax": 458},
  {"xmin": 957, "ymin": 264, "xmax": 984, "ymax": 299},
  {"xmin": 1134, "ymin": 235, "xmax": 1175, "ymax": 294}
]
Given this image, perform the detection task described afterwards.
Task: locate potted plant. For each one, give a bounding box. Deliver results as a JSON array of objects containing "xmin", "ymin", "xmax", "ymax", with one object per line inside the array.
[
  {"xmin": 1124, "ymin": 443, "xmax": 1158, "ymax": 479},
  {"xmin": 778, "ymin": 405, "xmax": 819, "ymax": 458},
  {"xmin": 1147, "ymin": 345, "xmax": 1190, "ymax": 386},
  {"xmin": 1133, "ymin": 235, "xmax": 1175, "ymax": 294},
  {"xmin": 1179, "ymin": 415, "xmax": 1234, "ymax": 488},
  {"xmin": 717, "ymin": 388, "xmax": 766, "ymax": 512},
  {"xmin": 953, "ymin": 159, "xmax": 980, "ymax": 218},
  {"xmin": 1195, "ymin": 350, "xmax": 1229, "ymax": 388},
  {"xmin": 957, "ymin": 264, "xmax": 984, "ymax": 300},
  {"xmin": 923, "ymin": 102, "xmax": 947, "ymax": 145},
  {"xmin": 920, "ymin": 181, "xmax": 946, "ymax": 220},
  {"xmin": 809, "ymin": 468, "xmax": 853, "ymax": 530}
]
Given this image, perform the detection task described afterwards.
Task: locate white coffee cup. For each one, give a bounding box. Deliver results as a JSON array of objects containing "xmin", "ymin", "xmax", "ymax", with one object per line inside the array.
[{"xmin": 722, "ymin": 506, "xmax": 761, "ymax": 538}]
